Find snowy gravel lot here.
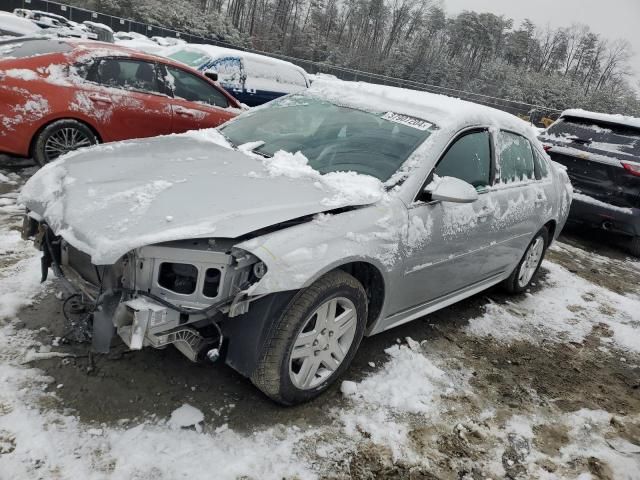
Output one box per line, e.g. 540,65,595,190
1,164,639,479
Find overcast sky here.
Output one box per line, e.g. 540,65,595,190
441,0,640,80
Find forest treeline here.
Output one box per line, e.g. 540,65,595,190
74,0,640,115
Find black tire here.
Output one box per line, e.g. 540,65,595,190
628,236,640,258
32,119,98,166
251,270,368,405
503,227,549,294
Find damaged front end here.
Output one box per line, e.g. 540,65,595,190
23,215,266,363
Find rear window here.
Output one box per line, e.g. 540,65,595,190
546,117,640,157
0,38,72,58
166,49,211,68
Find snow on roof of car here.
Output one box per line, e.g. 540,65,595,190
83,21,113,33
166,43,308,77
561,108,640,130
306,77,536,136
0,11,43,36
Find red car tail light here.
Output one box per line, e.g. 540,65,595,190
542,144,552,152
622,162,640,177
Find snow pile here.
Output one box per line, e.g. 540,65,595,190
466,260,640,354
341,342,467,415
168,404,205,432
259,150,386,207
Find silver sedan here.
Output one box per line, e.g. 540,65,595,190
21,79,573,404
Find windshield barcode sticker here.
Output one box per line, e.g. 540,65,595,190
382,112,432,130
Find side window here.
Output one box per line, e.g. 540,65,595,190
93,58,162,95
166,66,229,108
498,131,535,183
208,57,244,90
434,130,492,189
533,149,549,179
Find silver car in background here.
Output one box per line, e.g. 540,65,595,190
20,79,573,405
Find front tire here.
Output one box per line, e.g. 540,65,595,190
251,270,368,405
33,119,98,166
503,227,549,294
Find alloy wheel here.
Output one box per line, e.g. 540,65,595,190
43,127,93,161
289,297,358,390
517,236,545,288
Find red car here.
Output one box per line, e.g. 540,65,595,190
0,37,241,165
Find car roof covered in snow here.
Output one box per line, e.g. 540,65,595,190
560,109,640,130
0,11,44,36
61,39,205,70
305,77,536,137
165,43,308,77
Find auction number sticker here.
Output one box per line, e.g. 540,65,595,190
382,112,432,130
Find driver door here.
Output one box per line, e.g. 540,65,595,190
399,129,498,311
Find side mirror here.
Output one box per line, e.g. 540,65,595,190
204,71,218,82
424,176,478,203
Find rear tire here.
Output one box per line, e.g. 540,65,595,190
503,227,549,294
251,270,368,405
627,236,640,257
33,119,98,166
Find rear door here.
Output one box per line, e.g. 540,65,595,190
541,117,640,209
163,65,237,132
478,131,547,278
78,57,174,141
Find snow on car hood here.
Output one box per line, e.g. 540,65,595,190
19,131,385,264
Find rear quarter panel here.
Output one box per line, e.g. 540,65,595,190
0,54,102,156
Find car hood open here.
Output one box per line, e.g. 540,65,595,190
20,133,383,264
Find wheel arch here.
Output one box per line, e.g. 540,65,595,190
544,219,557,245
334,261,386,331
29,116,103,158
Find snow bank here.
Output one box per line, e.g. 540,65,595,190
466,260,640,354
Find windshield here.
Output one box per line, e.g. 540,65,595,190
219,96,435,182
167,49,211,68
545,117,640,157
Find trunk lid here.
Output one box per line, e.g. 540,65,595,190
540,116,640,208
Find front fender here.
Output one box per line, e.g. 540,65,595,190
236,197,408,296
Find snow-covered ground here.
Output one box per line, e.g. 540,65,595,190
1,167,639,479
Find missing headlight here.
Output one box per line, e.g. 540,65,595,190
203,268,222,298
158,262,198,295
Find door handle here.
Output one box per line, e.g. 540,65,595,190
87,94,112,104
175,106,195,117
